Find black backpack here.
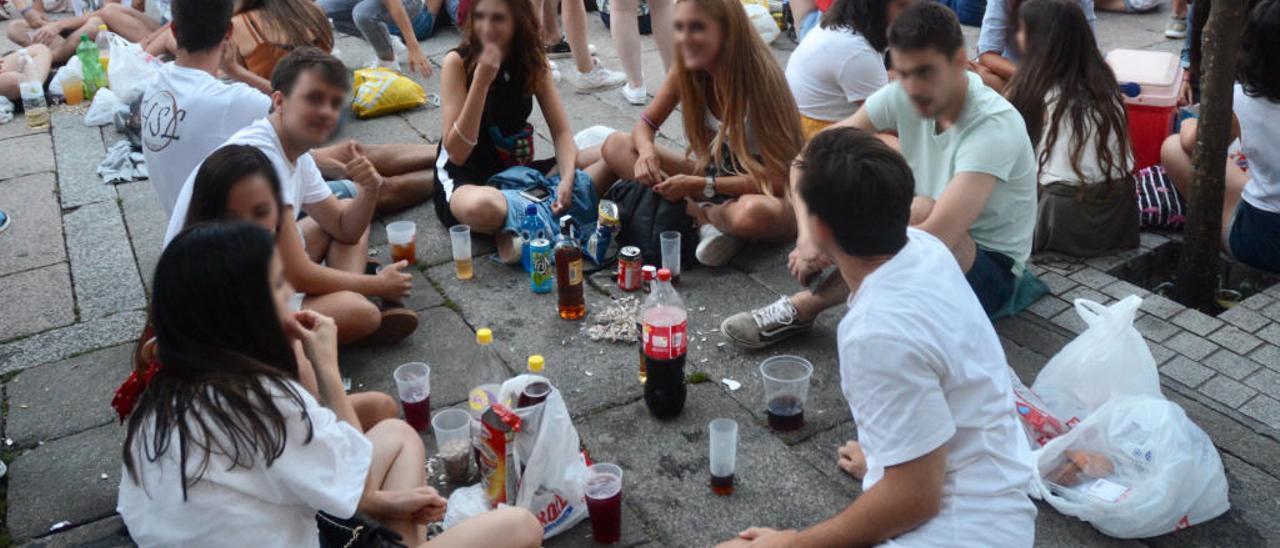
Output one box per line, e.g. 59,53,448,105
604,180,696,265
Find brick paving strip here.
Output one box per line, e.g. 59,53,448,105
1,11,1277,548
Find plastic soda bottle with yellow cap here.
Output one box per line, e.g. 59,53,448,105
467,328,506,416
518,355,551,407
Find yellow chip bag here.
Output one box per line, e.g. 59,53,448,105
351,67,427,119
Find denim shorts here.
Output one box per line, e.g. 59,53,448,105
1227,199,1280,273
495,168,600,238
388,8,436,40
797,10,820,41
965,248,1017,315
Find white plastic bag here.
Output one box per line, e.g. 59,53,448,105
1031,296,1162,426
444,375,589,539
107,34,162,104
84,88,120,126
1030,396,1229,538
743,3,779,44
1010,368,1069,449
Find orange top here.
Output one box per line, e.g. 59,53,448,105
238,14,330,81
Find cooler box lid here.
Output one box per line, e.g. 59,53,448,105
1106,49,1183,108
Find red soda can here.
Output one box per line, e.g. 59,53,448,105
641,265,657,293
617,246,642,291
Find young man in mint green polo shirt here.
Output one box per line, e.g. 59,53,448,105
721,1,1037,350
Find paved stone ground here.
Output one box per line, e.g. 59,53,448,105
1,6,1278,548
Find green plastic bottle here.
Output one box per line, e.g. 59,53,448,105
75,35,105,100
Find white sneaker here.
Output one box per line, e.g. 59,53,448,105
573,59,626,93
574,125,618,149
371,57,399,71
390,35,408,64
695,224,742,267
622,83,648,105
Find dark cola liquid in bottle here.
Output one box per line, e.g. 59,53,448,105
554,215,586,321
642,268,687,419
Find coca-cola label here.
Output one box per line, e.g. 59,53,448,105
643,321,687,359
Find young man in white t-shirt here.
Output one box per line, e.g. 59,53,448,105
719,127,1035,548
164,48,418,346
143,0,436,219
722,2,1037,349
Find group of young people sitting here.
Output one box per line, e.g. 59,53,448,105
78,0,1276,543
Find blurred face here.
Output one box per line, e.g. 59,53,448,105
273,70,345,149
888,47,967,118
268,252,296,332
225,174,280,235
675,2,723,71
886,0,915,26
471,0,515,48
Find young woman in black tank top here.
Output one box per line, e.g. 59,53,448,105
435,0,616,262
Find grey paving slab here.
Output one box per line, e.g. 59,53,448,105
1139,293,1184,319
1134,314,1179,343
7,344,133,447
0,114,50,142
115,180,166,295
1049,306,1088,335
50,110,113,208
1240,396,1280,431
1101,280,1150,301
1160,356,1214,388
995,315,1071,358
1165,331,1219,362
1026,295,1071,320
375,203,495,267
0,263,75,342
19,515,131,548
339,305,491,409
1247,344,1280,370
1218,305,1271,334
1240,292,1276,311
6,424,124,541
1208,325,1263,355
0,310,147,373
1036,271,1077,295
1067,267,1114,290
1200,376,1258,408
64,200,147,320
1060,285,1111,306
0,172,66,277
1149,342,1176,366
1243,369,1280,398
1171,308,1226,337
1165,390,1280,479
332,111,430,146
1203,349,1262,381
575,383,851,547
0,133,55,182
1256,323,1280,347
729,243,791,275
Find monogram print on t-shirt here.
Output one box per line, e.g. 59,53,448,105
142,91,187,153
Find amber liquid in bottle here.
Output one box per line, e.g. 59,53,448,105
555,225,586,321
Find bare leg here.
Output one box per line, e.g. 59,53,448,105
326,226,373,274
449,185,510,235
350,392,401,430
303,291,382,343
788,271,849,322
703,194,797,242
94,3,162,43
647,0,675,70
1094,0,1130,12
380,171,436,213
5,20,34,46
364,419,429,544
540,0,561,45
789,0,815,31
50,16,106,65
577,144,604,168
600,131,699,181
609,0,644,88
421,507,542,548
0,45,51,101
562,0,594,73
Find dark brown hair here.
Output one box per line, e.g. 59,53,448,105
270,46,350,96
1005,0,1131,182
237,0,334,53
459,0,548,94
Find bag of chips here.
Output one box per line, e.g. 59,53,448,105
351,68,426,119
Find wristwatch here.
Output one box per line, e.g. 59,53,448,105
703,174,716,199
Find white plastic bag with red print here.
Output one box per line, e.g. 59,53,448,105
1029,396,1229,538
443,375,588,539
1009,368,1069,449
1031,296,1163,426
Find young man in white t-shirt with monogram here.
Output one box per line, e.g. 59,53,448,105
719,127,1034,548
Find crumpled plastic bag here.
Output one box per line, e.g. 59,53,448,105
0,97,13,124
351,67,426,119
97,139,148,183
107,34,163,104
743,2,779,43
49,56,83,98
84,88,121,126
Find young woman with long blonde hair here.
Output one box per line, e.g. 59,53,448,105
599,0,804,266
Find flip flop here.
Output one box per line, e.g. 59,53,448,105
355,307,419,347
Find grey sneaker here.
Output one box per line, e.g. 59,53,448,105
1164,16,1187,39
720,297,814,349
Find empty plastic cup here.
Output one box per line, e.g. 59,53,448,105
432,408,474,483
584,463,624,544
709,418,737,496
386,221,417,265
760,356,813,432
450,224,473,280
660,231,681,278
393,362,431,432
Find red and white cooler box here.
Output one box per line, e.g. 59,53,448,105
1105,49,1184,171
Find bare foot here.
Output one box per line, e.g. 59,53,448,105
837,440,867,480
495,232,521,265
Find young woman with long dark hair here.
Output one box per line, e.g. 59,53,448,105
972,0,1094,92
1161,0,1280,272
785,0,913,139
599,0,805,267
1004,0,1136,257
435,0,616,263
117,221,542,547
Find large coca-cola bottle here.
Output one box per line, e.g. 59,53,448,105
641,268,687,419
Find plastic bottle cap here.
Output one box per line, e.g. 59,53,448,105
476,328,493,345
528,355,545,373
525,203,538,215
657,268,672,281
98,24,107,30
